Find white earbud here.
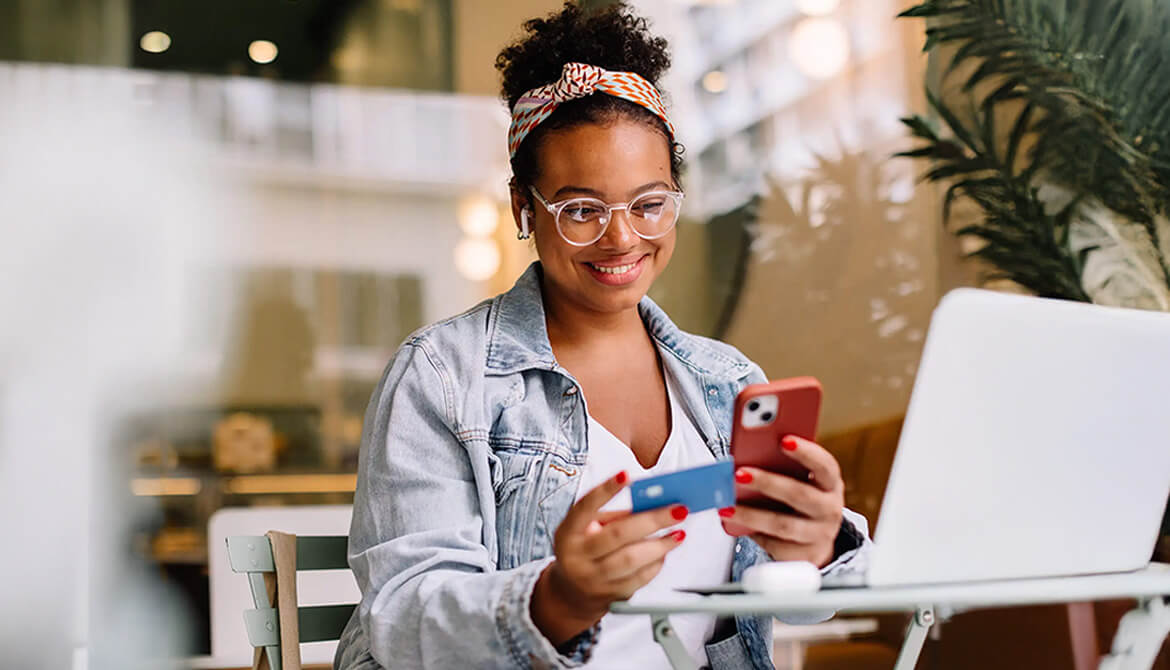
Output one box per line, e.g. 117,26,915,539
518,209,532,240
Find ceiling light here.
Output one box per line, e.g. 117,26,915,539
702,70,728,93
459,196,500,238
248,40,279,65
139,31,171,54
796,0,841,16
454,238,501,282
789,17,851,80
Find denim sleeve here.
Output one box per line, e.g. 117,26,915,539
347,341,589,669
821,508,872,578
772,508,873,625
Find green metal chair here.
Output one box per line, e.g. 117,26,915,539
226,533,356,670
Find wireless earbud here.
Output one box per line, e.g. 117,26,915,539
518,208,532,240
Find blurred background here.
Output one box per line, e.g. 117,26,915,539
2,0,1155,669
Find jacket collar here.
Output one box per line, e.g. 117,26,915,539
486,262,749,380
485,263,559,374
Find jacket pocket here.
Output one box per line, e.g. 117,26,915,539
487,446,543,570
488,447,536,505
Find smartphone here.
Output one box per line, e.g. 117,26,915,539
725,376,823,537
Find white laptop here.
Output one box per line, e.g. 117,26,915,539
824,288,1170,588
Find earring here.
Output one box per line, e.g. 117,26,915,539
517,209,532,240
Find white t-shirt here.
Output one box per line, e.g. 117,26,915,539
573,366,736,669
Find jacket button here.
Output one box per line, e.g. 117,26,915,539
735,544,741,554
708,387,718,396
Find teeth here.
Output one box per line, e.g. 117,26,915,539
590,262,637,275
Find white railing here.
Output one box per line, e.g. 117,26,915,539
0,62,511,192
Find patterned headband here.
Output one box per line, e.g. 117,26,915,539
507,62,675,160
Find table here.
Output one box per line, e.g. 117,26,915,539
611,564,1170,670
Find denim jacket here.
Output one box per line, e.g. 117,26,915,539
335,263,871,670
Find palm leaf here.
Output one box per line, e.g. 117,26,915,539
898,0,1170,304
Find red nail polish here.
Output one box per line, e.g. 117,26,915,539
782,436,798,451
615,471,628,485
718,507,735,518
671,530,686,542
735,469,753,484
670,505,689,521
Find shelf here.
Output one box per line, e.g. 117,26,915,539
224,473,356,494
132,477,203,496
131,472,357,497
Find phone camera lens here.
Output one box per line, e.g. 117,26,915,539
748,400,760,411
760,411,774,422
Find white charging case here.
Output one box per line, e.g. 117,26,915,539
741,561,822,595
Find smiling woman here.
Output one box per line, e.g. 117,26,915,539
524,120,680,314
332,3,871,670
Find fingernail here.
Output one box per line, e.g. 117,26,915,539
735,469,753,484
670,530,686,542
718,507,735,518
670,505,689,521
781,436,798,451
615,471,628,485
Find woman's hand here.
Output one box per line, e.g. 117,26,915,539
719,435,845,568
531,471,688,646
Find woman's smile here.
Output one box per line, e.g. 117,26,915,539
583,254,647,285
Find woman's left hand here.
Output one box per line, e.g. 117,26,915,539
719,435,845,568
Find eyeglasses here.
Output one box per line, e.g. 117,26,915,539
529,186,684,247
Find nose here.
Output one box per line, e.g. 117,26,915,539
596,207,638,250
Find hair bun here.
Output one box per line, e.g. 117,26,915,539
496,2,671,111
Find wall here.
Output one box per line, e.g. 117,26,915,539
221,179,478,325
452,0,564,96
0,0,130,66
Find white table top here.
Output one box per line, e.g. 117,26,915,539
611,564,1170,616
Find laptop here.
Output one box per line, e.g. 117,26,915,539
699,288,1170,593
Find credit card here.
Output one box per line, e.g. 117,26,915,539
629,460,735,514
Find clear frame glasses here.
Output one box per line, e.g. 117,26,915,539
529,186,685,247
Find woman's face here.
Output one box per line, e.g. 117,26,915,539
513,119,677,316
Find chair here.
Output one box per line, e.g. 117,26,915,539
209,506,357,668
226,531,357,670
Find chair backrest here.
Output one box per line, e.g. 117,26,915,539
209,506,357,667
226,533,356,670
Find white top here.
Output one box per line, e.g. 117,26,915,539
574,367,736,669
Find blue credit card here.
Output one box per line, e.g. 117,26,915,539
629,460,735,514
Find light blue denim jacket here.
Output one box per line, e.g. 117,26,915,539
335,263,871,670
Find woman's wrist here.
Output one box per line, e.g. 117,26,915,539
530,561,604,647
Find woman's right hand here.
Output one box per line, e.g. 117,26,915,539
531,470,689,646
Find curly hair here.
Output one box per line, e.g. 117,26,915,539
495,1,684,194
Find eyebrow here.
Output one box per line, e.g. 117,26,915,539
552,181,672,199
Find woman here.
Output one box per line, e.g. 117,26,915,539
335,4,870,669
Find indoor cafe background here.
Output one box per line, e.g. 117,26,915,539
2,1,1119,669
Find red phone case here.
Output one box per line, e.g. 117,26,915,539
725,377,823,537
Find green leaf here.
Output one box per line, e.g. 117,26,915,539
927,88,982,154
900,113,939,141
898,0,1170,303
894,147,941,159
942,177,1008,222
1005,101,1037,176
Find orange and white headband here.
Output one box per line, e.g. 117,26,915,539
507,62,675,160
